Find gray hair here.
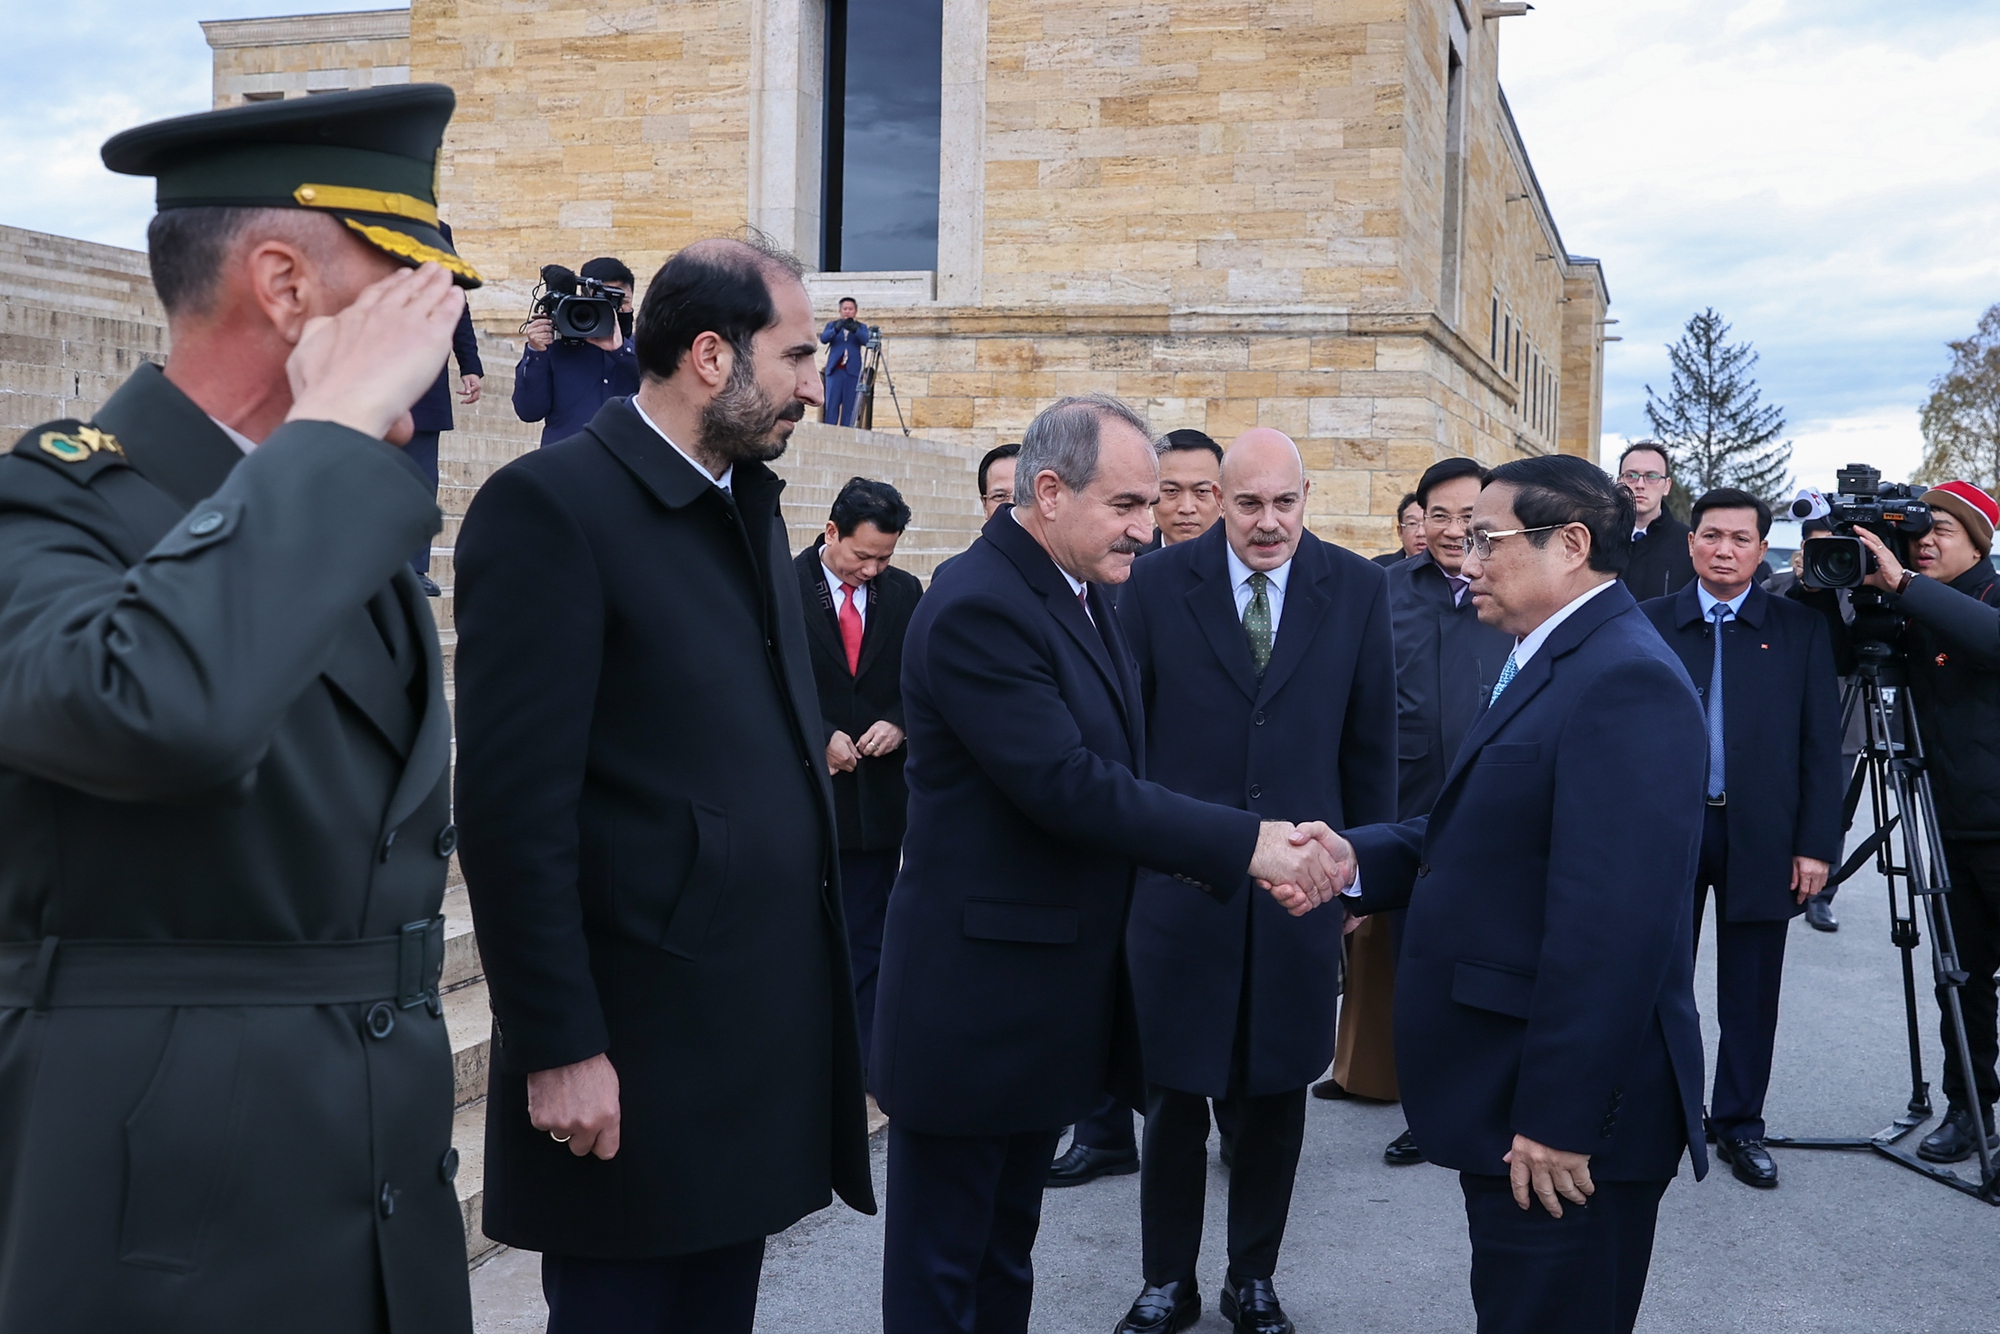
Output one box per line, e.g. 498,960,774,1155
1015,393,1156,501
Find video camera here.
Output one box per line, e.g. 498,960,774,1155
1790,464,1933,591
532,264,623,343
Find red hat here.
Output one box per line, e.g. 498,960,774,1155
1923,481,1998,556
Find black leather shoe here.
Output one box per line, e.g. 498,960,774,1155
1805,897,1837,932
1114,1279,1199,1334
1046,1142,1138,1188
1311,1076,1353,1100
417,573,443,597
1384,1127,1425,1166
1219,1276,1295,1334
1917,1106,2000,1164
1714,1135,1779,1188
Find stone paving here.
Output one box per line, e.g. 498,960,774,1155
472,865,1996,1332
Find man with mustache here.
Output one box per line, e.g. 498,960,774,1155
454,237,875,1332
1111,429,1396,1334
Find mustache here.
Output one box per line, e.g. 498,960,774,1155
1109,535,1149,555
1248,528,1286,545
776,400,805,423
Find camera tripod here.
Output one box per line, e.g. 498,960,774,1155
858,336,910,436
1764,643,2000,1203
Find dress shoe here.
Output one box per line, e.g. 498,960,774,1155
1383,1127,1425,1166
1219,1276,1295,1334
1714,1135,1779,1188
1311,1076,1353,1100
1917,1106,2000,1164
417,573,443,597
1046,1142,1137,1188
1113,1279,1199,1334
1805,897,1838,932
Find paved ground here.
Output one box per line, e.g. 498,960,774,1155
472,866,1997,1332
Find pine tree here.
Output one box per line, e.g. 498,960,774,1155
1915,304,2000,493
1643,309,1791,506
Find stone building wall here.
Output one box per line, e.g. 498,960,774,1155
0,226,167,443
203,9,412,105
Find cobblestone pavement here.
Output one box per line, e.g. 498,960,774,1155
473,867,1996,1332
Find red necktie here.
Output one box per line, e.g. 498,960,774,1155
839,583,864,675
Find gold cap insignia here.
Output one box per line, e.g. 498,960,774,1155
39,426,124,464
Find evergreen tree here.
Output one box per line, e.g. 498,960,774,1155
1643,309,1791,506
1915,303,2000,493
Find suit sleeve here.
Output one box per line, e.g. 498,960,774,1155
1898,574,2000,667
1344,816,1429,915
452,304,485,380
1795,612,1845,863
1512,657,1704,1154
925,590,1260,889
1340,573,1400,827
883,578,919,733
452,463,610,1073
0,424,437,800
512,347,553,424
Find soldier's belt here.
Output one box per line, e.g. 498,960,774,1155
0,917,444,1013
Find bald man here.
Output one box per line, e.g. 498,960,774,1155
1112,430,1398,1334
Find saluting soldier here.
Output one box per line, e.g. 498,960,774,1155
0,88,480,1332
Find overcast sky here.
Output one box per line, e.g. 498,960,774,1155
4,0,1995,492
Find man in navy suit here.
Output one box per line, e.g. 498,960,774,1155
1323,454,1708,1334
1112,429,1397,1334
1641,488,1841,1189
820,297,870,427
872,394,1350,1334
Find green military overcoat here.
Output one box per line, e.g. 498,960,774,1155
0,362,471,1332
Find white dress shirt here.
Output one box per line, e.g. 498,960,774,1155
634,397,734,492
1508,577,1619,672
1225,542,1293,633
208,416,259,456
822,560,868,622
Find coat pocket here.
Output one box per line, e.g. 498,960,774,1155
1450,959,1536,1019
120,1008,246,1272
963,898,1079,945
1475,742,1541,766
659,802,732,960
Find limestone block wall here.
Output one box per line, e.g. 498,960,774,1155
0,227,167,443
203,9,412,105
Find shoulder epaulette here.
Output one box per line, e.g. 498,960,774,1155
10,420,130,485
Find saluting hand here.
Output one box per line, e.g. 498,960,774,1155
286,261,465,444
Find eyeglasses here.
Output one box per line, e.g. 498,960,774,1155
1468,523,1566,559
1398,515,1424,530
1619,470,1667,485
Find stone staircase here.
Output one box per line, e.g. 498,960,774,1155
433,354,985,1266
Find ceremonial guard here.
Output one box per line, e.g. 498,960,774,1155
0,89,480,1331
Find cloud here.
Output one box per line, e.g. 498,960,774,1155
1503,0,2000,487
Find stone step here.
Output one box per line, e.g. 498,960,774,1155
442,885,481,992
446,976,492,1111
452,1099,499,1265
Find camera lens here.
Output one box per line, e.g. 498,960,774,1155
1802,535,1865,589
566,302,602,334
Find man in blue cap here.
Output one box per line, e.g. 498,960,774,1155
0,86,479,1333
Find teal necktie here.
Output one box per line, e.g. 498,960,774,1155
1489,651,1520,704
1244,572,1273,676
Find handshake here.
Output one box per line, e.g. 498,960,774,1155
1249,822,1358,917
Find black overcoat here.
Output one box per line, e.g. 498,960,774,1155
1386,551,1515,820
0,364,468,1332
1641,582,1845,920
871,511,1262,1136
1117,525,1398,1096
1620,512,1696,602
453,397,875,1259
794,542,923,852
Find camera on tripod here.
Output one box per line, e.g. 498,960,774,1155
1790,464,1933,590
532,264,621,342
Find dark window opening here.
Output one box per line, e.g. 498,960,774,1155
822,0,943,273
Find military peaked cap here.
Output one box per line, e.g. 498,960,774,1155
101,84,480,288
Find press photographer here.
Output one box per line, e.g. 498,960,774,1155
511,256,640,445
820,297,871,427
1791,471,2000,1166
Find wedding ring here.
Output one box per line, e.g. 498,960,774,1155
551,1132,571,1143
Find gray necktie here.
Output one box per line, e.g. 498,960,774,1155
1244,573,1273,676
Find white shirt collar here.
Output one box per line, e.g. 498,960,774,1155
1013,507,1087,598
208,415,259,456
633,397,734,492
821,556,867,608
1510,578,1618,670
1696,582,1751,619
1224,541,1294,596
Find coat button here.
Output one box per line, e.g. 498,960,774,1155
1248,784,1262,799
364,1002,396,1040
188,510,225,536
378,1182,399,1218
1417,862,1431,877
435,823,459,858
378,830,397,863
440,1148,460,1184
1253,712,1266,726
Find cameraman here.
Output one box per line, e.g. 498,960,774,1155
512,256,640,445
1795,480,2000,1164
821,297,871,427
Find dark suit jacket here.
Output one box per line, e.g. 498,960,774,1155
1388,551,1515,820
1372,549,1408,567
411,222,485,434
1348,582,1710,1182
1118,526,1397,1096
795,541,923,852
871,509,1263,1136
1620,512,1696,601
1641,582,1843,920
0,363,466,1331
454,398,874,1258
